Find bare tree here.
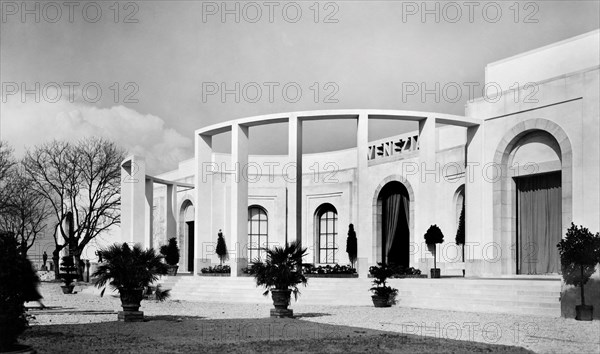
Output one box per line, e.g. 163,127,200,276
0,142,16,215
22,138,126,279
0,166,52,255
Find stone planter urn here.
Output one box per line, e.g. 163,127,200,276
270,289,293,318
60,285,75,294
118,288,144,322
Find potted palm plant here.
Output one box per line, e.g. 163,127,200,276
252,241,308,318
369,263,398,307
0,232,42,353
93,243,168,322
557,223,600,321
160,237,180,276
425,224,444,278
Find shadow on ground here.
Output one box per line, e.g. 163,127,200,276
22,316,533,353
294,312,331,318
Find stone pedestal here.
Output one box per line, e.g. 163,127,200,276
357,257,369,278
270,308,293,318
118,311,144,322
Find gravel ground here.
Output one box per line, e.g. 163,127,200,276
21,283,600,353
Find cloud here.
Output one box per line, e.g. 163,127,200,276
1,100,192,175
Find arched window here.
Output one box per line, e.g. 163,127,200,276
316,204,338,264
248,206,268,262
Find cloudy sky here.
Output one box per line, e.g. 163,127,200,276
1,1,599,174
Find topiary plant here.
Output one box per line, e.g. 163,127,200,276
346,224,358,270
557,223,600,320
216,229,229,266
58,255,78,294
369,263,398,307
425,224,444,277
0,232,42,352
160,237,180,266
455,202,465,261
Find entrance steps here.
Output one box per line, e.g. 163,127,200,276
157,276,561,317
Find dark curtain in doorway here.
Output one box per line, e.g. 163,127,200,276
187,221,194,272
383,192,410,267
517,172,561,274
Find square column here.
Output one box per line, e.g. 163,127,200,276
165,183,177,241
144,178,154,248
287,115,302,245
120,155,147,246
356,114,371,277
416,117,437,269
465,125,490,276
230,123,249,276
195,133,213,274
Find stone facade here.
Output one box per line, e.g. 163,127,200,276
120,30,600,318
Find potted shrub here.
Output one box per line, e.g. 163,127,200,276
93,242,168,322
160,237,180,276
369,263,398,307
58,255,78,294
0,232,42,353
252,241,308,318
557,223,600,321
425,224,444,278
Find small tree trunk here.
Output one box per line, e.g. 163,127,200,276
434,245,437,269
580,265,586,306
461,244,465,262
52,256,60,277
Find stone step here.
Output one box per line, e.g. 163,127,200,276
158,276,561,317
163,280,560,291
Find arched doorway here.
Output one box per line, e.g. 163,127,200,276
510,131,562,274
180,200,195,272
377,181,410,267
493,120,572,275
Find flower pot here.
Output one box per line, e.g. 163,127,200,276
576,305,593,321
166,265,178,276
430,268,441,278
371,295,392,308
270,289,293,318
60,285,74,294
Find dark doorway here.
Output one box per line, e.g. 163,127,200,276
515,171,561,274
186,221,194,272
379,181,410,267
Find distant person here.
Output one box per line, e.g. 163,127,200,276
42,251,48,270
